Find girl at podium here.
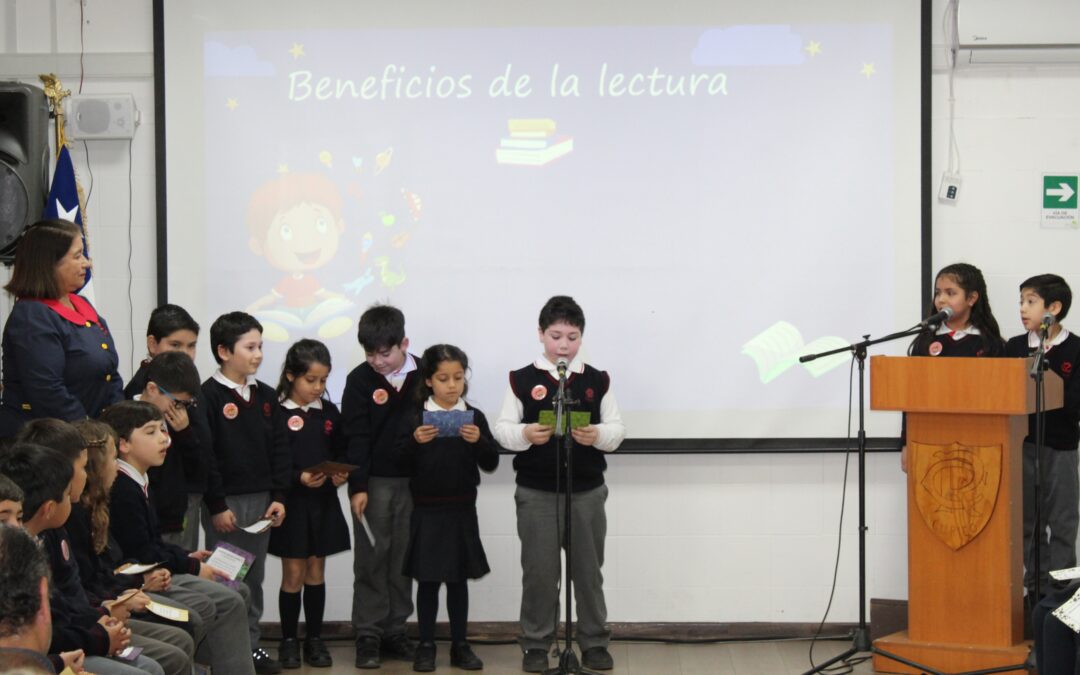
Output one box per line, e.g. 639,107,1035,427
901,263,1006,471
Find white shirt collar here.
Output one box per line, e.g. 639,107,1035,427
424,395,467,412
1028,327,1070,350
281,397,323,412
212,369,257,400
117,458,149,491
534,354,585,374
387,353,417,381
935,324,981,341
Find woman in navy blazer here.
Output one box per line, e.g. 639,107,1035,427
0,219,123,437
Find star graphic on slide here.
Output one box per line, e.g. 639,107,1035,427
56,199,78,222
289,43,305,59
226,98,239,110
806,41,821,56
860,63,876,78
277,163,289,174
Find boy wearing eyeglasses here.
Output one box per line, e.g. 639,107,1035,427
128,351,210,549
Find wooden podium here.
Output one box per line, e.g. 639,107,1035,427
869,356,1062,674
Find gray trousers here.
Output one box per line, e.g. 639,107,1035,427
351,476,414,640
202,491,272,647
130,618,194,675
163,573,255,675
162,493,203,551
1023,442,1080,594
515,484,610,652
84,653,165,675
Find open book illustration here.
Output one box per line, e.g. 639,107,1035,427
741,321,850,384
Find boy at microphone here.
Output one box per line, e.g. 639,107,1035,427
1005,274,1080,600
493,295,625,673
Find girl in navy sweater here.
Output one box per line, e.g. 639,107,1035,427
268,339,350,669
902,262,1006,471
398,344,499,672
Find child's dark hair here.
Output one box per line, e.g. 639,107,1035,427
0,473,24,505
1021,274,1073,322
209,311,262,365
14,418,86,462
147,303,200,339
0,524,52,640
539,295,585,332
0,443,73,520
357,304,405,352
146,351,202,397
277,338,333,401
99,400,165,442
416,344,470,404
910,263,1003,355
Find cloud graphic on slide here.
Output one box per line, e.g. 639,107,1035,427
691,26,805,66
205,41,276,77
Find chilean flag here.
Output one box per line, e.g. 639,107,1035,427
42,145,93,298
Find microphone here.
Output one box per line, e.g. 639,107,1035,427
920,306,954,328
1040,312,1055,332
554,359,569,438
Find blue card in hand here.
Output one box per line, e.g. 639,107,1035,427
423,409,475,437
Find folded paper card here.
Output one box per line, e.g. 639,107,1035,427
304,460,360,475
537,410,591,433
423,409,475,437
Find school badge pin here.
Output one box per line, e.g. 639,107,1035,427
288,415,304,431
222,402,239,420
911,440,1001,550
372,388,389,405
531,384,547,401
324,420,334,435
928,341,943,356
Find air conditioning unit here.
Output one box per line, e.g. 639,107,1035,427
956,0,1080,65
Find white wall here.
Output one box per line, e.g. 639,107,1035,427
4,0,1077,625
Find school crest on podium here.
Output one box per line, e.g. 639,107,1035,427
911,441,1002,551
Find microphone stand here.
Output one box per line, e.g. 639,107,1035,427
799,322,1022,675
545,371,596,675
1029,322,1050,605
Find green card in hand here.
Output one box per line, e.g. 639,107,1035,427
537,410,591,434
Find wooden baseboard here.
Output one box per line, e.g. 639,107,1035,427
259,621,859,642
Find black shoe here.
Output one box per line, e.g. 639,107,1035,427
278,638,301,670
581,647,614,670
303,636,333,668
412,641,436,672
522,649,548,673
253,648,283,674
382,633,417,660
450,642,483,670
355,636,381,669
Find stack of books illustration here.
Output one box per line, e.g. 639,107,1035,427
496,118,574,166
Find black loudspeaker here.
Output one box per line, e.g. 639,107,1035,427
0,82,50,256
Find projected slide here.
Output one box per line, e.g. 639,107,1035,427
168,9,918,440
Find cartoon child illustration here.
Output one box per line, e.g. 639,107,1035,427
246,173,357,341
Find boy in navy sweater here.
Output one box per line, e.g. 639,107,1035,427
493,296,626,673
103,400,257,675
200,312,289,673
128,351,209,550
341,304,420,668
1005,274,1080,599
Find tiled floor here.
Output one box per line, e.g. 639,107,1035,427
257,638,877,674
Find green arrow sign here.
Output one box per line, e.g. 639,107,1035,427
1044,175,1078,209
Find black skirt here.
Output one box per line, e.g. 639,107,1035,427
269,489,351,559
403,502,490,582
